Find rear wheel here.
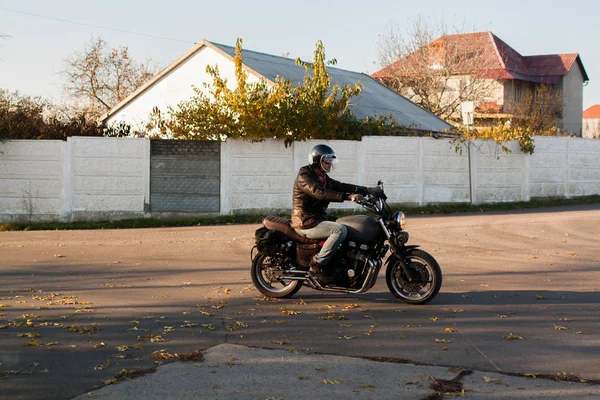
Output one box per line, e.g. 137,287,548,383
386,249,442,304
251,254,303,298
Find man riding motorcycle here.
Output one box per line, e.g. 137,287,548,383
291,144,377,281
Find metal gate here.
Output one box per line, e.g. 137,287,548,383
149,140,220,213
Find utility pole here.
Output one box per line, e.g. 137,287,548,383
461,102,474,204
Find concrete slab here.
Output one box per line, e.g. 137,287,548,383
72,344,600,400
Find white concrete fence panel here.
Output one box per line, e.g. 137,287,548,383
1,136,599,222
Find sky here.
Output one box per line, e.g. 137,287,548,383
1,0,599,110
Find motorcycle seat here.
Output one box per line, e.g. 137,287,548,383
263,216,321,244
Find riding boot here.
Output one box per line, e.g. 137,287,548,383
308,257,327,282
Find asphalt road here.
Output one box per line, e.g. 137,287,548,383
1,204,599,400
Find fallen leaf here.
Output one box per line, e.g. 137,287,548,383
504,333,524,340
318,314,348,321
323,379,346,384
92,342,106,349
137,334,166,342
483,376,503,384
94,359,111,370
280,307,303,315
553,325,568,331
104,368,156,385
18,332,41,338
67,325,98,334
199,311,216,317
444,328,456,333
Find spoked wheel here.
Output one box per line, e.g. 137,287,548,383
386,249,442,304
251,254,303,298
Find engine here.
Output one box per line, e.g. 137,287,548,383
338,240,373,287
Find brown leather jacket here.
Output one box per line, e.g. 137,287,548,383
291,165,366,229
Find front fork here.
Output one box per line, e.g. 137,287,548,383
387,244,421,282
378,218,420,282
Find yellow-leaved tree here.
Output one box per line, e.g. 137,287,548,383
146,39,397,145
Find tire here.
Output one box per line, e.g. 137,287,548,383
250,253,303,298
386,249,442,305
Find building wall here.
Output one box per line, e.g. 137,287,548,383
560,66,585,136
104,46,264,133
583,118,600,138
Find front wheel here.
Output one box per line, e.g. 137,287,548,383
251,254,303,298
386,249,442,304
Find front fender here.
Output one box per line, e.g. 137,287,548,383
391,244,420,259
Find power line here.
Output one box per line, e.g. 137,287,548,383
0,6,195,44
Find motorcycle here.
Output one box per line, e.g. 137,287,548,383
250,181,442,304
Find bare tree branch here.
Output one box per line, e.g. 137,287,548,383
375,19,498,123
61,37,159,119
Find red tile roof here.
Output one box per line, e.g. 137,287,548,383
583,105,600,119
372,32,589,84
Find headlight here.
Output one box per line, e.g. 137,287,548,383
394,211,406,230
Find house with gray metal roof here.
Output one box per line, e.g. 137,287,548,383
102,40,452,134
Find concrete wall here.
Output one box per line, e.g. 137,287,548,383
1,136,599,222
68,137,150,221
0,140,64,222
220,136,600,214
0,137,149,222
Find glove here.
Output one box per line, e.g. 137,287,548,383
348,193,364,203
367,186,383,196
356,186,369,196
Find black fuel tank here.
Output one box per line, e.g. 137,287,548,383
337,215,381,243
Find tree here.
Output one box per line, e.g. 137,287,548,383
464,85,564,154
0,89,121,140
375,17,498,122
62,38,158,119
506,84,563,135
147,38,397,145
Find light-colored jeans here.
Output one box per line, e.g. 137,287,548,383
295,221,347,266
